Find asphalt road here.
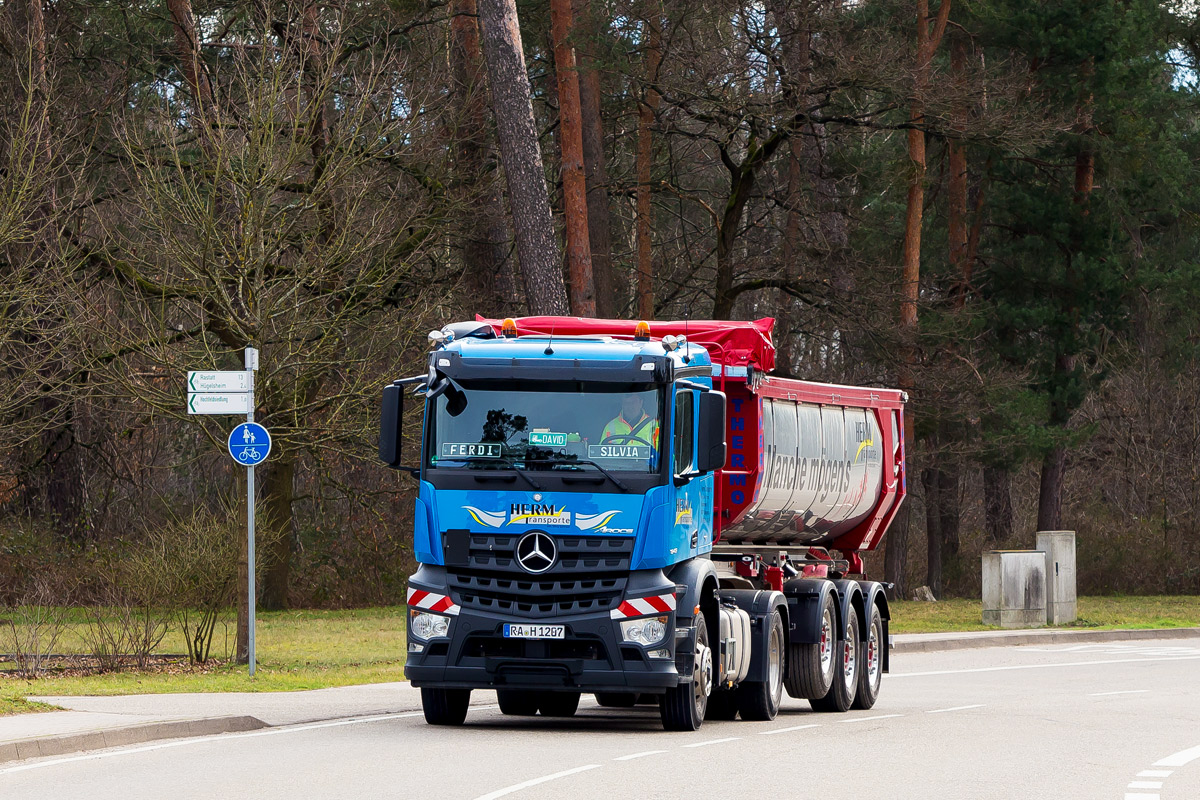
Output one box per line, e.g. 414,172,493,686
5,637,1199,800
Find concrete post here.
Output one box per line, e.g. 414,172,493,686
1036,531,1077,625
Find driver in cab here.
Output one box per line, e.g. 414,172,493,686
602,394,659,451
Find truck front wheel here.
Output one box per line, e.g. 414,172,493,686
421,688,471,725
660,611,712,731
497,689,540,716
538,692,581,717
785,592,837,700
811,604,859,712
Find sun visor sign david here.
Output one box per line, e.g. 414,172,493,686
442,442,502,458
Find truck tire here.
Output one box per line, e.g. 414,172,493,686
497,689,540,716
785,591,837,700
421,688,471,725
660,611,712,731
737,608,785,721
853,604,883,710
538,692,581,717
595,692,638,708
810,604,859,713
705,689,739,721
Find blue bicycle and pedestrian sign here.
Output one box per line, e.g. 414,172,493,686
228,422,272,466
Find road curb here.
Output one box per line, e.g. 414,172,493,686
0,715,267,767
892,626,1200,653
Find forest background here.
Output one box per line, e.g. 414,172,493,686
2,0,1200,626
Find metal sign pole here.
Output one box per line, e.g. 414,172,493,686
246,347,258,677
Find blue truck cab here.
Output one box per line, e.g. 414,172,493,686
379,319,729,727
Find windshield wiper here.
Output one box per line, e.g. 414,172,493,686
527,457,630,492
436,457,543,491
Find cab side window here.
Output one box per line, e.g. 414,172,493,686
674,389,695,474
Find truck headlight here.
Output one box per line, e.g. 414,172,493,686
620,615,668,646
410,609,452,640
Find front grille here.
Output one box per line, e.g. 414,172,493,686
447,534,634,618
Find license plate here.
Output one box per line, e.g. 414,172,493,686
503,623,565,639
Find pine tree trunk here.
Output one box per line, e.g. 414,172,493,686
573,0,617,317
921,463,942,598
450,0,512,315
1037,446,1066,532
884,502,911,600
550,0,595,315
948,35,969,309
476,0,569,314
983,465,1013,544
634,16,662,319
939,461,960,558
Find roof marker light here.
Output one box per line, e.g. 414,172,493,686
661,334,679,351
634,321,651,341
427,329,447,347
501,318,518,338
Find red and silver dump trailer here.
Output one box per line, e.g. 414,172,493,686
395,316,906,728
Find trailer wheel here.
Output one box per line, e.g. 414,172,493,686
660,611,711,731
785,592,837,700
421,688,471,725
853,605,883,710
705,689,739,720
811,604,859,712
737,608,785,721
595,692,638,708
538,692,581,717
497,689,540,716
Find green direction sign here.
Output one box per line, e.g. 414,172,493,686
188,371,251,393
188,392,253,415
528,431,567,447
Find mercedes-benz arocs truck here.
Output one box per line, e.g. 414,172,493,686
379,316,906,730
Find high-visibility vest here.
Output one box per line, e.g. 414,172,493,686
601,412,659,446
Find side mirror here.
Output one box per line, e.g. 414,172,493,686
696,390,727,473
379,382,405,467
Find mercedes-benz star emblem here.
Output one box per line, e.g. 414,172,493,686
516,531,556,574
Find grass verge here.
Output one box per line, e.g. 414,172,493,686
890,595,1200,634
1,607,408,711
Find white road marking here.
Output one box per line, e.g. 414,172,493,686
926,704,985,714
1128,782,1163,789
891,655,1200,678
1154,743,1200,767
836,714,902,724
759,724,821,735
470,764,601,800
0,711,429,775
613,750,666,761
1137,770,1173,778
1090,690,1149,697
682,737,741,748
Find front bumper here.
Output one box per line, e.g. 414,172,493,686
406,568,689,694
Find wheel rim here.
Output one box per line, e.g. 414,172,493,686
768,618,783,703
843,628,858,692
694,641,713,710
819,608,834,674
866,618,881,688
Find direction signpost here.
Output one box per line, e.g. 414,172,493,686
185,348,263,676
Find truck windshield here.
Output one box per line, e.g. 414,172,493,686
429,382,663,474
